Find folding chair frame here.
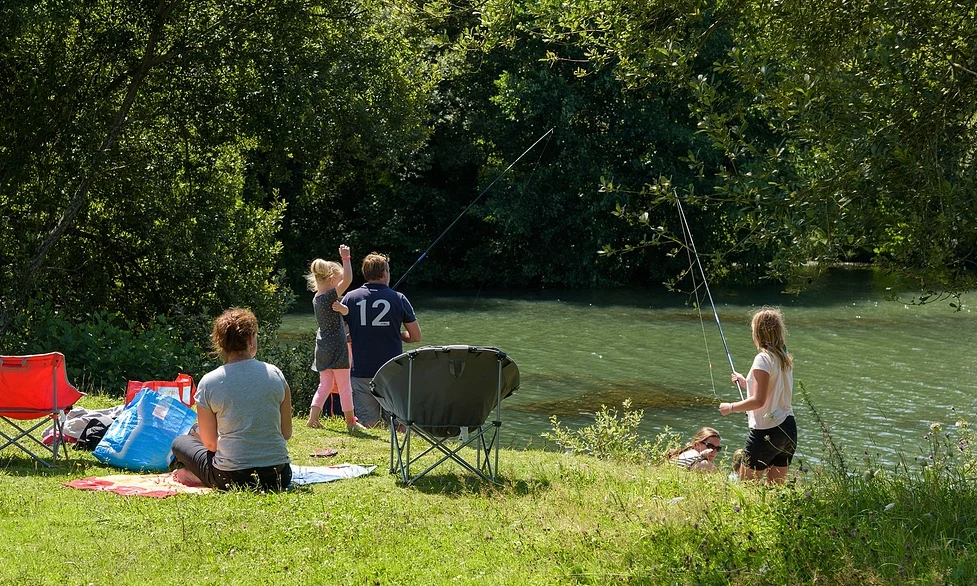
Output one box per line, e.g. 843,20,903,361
386,351,506,485
0,412,69,467
0,353,79,467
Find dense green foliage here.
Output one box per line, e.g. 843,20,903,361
3,0,975,381
0,0,430,367
517,0,977,291
12,305,214,394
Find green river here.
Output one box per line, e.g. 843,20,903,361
282,267,977,466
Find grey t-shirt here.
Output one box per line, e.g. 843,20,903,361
195,359,290,471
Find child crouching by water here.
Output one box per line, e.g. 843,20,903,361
665,427,722,472
729,448,746,481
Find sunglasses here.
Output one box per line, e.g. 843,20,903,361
701,441,722,452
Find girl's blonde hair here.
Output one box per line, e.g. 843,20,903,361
305,258,343,292
665,427,721,459
751,306,793,371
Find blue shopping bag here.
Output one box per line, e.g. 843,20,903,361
93,389,197,471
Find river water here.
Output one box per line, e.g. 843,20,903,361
282,268,977,467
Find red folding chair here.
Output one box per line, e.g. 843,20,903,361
0,352,85,467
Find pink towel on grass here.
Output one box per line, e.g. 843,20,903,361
64,471,211,498
63,464,376,498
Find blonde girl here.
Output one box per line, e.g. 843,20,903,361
665,426,723,472
719,306,796,485
305,244,365,431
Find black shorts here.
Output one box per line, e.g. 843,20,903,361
744,415,797,470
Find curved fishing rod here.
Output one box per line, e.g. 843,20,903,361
675,196,745,401
393,127,555,290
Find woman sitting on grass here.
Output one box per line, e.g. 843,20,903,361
171,307,293,491
665,427,723,472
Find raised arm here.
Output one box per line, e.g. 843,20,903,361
336,244,353,296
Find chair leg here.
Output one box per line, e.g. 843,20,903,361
0,414,65,467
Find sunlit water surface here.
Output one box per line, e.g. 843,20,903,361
282,268,977,467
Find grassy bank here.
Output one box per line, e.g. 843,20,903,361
2,395,975,585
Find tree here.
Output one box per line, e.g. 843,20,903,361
511,0,977,293
348,0,723,288
0,0,431,350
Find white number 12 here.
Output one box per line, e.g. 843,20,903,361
356,299,391,327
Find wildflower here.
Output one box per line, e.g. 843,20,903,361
930,422,942,432
733,505,741,513
956,420,968,428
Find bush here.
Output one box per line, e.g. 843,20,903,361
257,332,318,416
13,306,211,396
541,399,679,464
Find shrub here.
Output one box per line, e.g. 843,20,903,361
257,332,318,416
542,399,678,464
13,305,211,396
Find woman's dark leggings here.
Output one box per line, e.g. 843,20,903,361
171,435,291,491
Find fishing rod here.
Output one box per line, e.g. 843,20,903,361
392,127,555,290
675,196,745,401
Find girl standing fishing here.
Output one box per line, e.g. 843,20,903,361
306,244,366,431
719,306,797,485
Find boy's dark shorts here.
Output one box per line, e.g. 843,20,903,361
744,415,797,470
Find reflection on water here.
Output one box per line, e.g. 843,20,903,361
283,268,977,465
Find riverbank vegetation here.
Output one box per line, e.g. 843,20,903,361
3,394,975,585
3,1,976,374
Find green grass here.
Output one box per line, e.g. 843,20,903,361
2,394,976,585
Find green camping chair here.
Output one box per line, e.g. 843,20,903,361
371,345,519,485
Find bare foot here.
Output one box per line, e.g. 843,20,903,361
347,420,368,432
307,419,322,429
172,468,203,486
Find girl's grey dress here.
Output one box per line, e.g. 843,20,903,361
311,289,350,371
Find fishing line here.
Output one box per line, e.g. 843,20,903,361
393,127,556,290
471,130,553,310
682,230,720,400
675,196,745,401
